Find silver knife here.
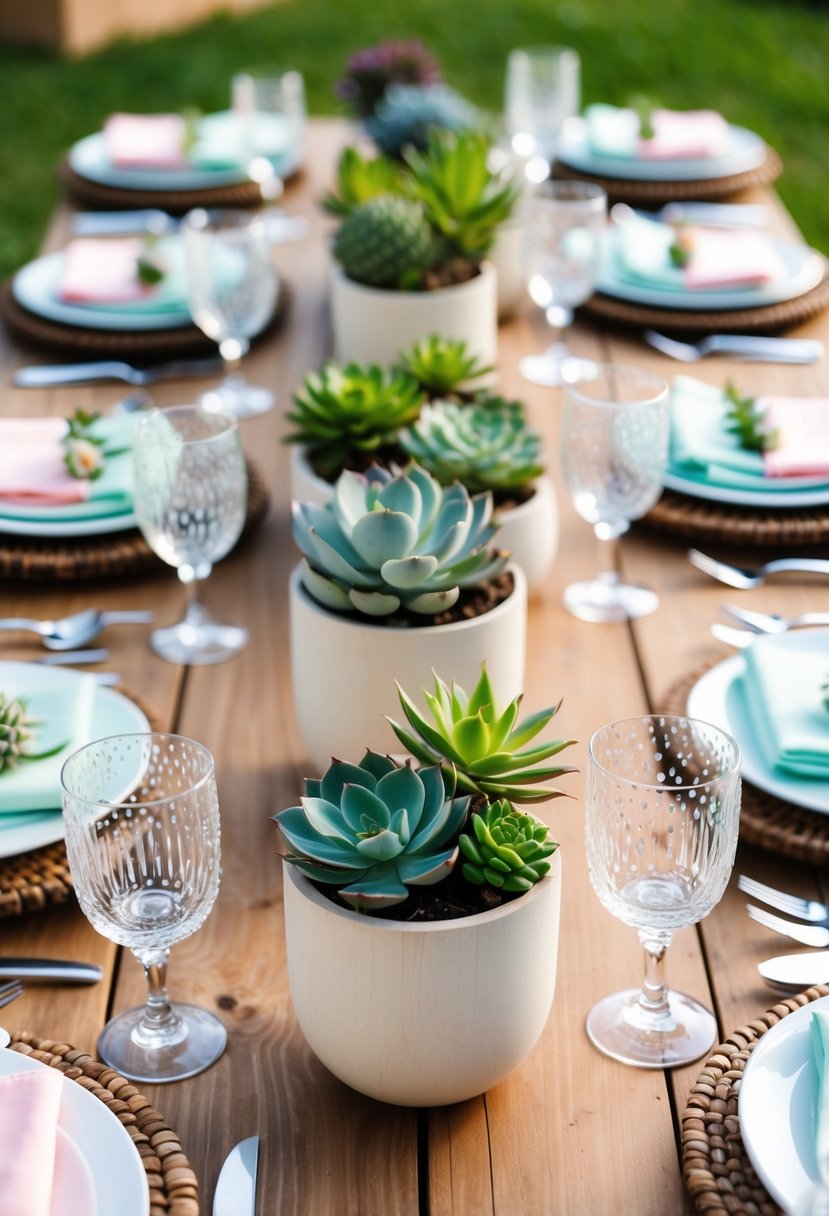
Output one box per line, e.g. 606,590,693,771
73,208,309,244
36,648,109,665
0,958,102,983
14,357,223,389
213,1136,259,1216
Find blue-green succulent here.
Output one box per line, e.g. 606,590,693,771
459,798,557,892
365,83,482,158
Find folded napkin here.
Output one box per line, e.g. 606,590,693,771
763,397,829,478
103,109,292,173
0,416,136,519
586,103,730,160
615,216,787,292
0,1065,62,1216
57,236,188,314
812,1010,829,1178
104,112,187,169
739,634,829,778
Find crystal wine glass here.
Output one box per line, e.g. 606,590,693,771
61,733,225,1083
520,181,607,387
182,208,278,419
585,715,741,1068
132,405,249,665
505,46,581,176
232,67,306,171
560,364,668,622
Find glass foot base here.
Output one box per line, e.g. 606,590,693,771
519,347,596,388
586,987,716,1069
150,618,249,665
563,578,658,623
200,375,274,420
97,1003,227,1083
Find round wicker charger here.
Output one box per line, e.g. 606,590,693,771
0,460,269,583
60,157,273,213
661,661,829,864
682,985,829,1216
7,1032,199,1215
552,145,782,206
642,489,829,548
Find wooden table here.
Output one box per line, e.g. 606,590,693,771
1,120,827,1215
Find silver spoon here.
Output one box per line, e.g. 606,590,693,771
0,608,153,650
758,950,829,993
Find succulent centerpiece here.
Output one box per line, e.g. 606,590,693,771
396,334,493,400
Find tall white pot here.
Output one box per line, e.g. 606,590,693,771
330,262,498,368
282,849,562,1106
490,217,525,321
289,562,527,773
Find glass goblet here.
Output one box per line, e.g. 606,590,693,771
61,733,225,1083
505,45,581,175
585,715,741,1068
520,181,607,387
560,364,668,623
232,66,306,174
132,405,249,665
182,208,278,419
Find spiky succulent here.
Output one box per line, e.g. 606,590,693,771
365,83,482,158
400,398,545,495
459,799,556,892
0,694,63,776
322,147,405,218
397,334,492,398
333,195,439,289
292,463,507,618
387,667,576,804
285,362,425,481
275,751,469,911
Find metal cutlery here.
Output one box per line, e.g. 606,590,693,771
0,980,23,1011
644,329,824,364
13,357,223,389
0,608,154,650
758,950,829,993
722,605,829,634
611,201,769,229
34,648,109,664
72,207,309,245
213,1135,259,1216
710,622,760,648
0,959,102,983
688,548,829,589
738,875,829,924
746,904,829,948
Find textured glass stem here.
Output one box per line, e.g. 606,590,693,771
594,531,620,588
639,942,671,1018
132,948,186,1048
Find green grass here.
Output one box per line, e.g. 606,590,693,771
0,0,826,278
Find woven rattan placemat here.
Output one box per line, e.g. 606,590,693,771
7,1032,199,1215
552,145,782,205
661,661,829,864
642,488,829,548
0,459,270,583
60,157,272,213
682,985,829,1216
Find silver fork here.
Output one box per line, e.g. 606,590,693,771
644,330,824,364
0,979,23,1009
721,604,829,634
688,548,829,589
738,875,829,924
746,904,829,947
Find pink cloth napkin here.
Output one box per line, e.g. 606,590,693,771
103,112,186,169
763,397,829,477
58,237,154,305
682,228,787,290
0,1066,63,1216
639,109,730,160
0,417,89,505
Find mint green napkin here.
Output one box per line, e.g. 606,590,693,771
191,110,294,170
739,635,829,779
811,1010,829,1172
0,672,96,813
73,236,188,316
585,104,640,159
614,216,688,292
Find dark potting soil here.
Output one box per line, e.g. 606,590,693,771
317,861,522,922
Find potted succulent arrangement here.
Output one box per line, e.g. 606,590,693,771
325,134,519,364
275,666,575,1106
289,462,526,771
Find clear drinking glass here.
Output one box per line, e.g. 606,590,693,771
182,208,278,419
585,715,741,1069
132,405,249,665
560,364,668,622
61,733,225,1083
505,46,580,172
232,67,306,170
520,181,607,387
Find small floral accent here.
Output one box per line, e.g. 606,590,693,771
62,408,128,481
336,40,441,118
724,381,780,453
136,235,167,286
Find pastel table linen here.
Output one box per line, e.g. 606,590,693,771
615,216,787,292
585,104,731,160
739,634,829,779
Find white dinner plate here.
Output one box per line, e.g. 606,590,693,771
686,631,829,815
0,1049,149,1216
0,508,139,539
662,469,829,508
0,664,151,859
739,994,829,1213
597,230,826,310
558,119,768,181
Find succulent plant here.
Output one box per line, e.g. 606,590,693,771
365,83,482,158
400,398,545,495
458,798,556,892
0,694,63,776
332,195,439,289
285,362,425,481
397,334,493,397
386,666,576,803
336,39,442,119
292,463,507,618
275,750,470,910
322,147,405,218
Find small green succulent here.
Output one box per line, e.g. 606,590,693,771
332,195,440,289
322,146,405,218
459,799,556,892
365,83,482,158
292,463,507,618
285,362,425,481
275,751,470,911
387,666,576,804
400,398,545,495
397,335,493,398
0,693,65,776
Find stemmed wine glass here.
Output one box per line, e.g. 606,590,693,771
560,364,668,622
520,182,607,387
585,715,741,1068
61,733,225,1083
182,208,278,419
505,46,581,177
132,405,249,665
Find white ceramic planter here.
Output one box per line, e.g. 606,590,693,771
282,848,561,1106
495,475,559,592
330,262,498,368
289,444,332,507
289,561,527,773
490,218,525,322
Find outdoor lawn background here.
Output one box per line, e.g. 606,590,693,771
0,0,826,280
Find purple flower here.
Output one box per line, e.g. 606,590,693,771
335,39,442,118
